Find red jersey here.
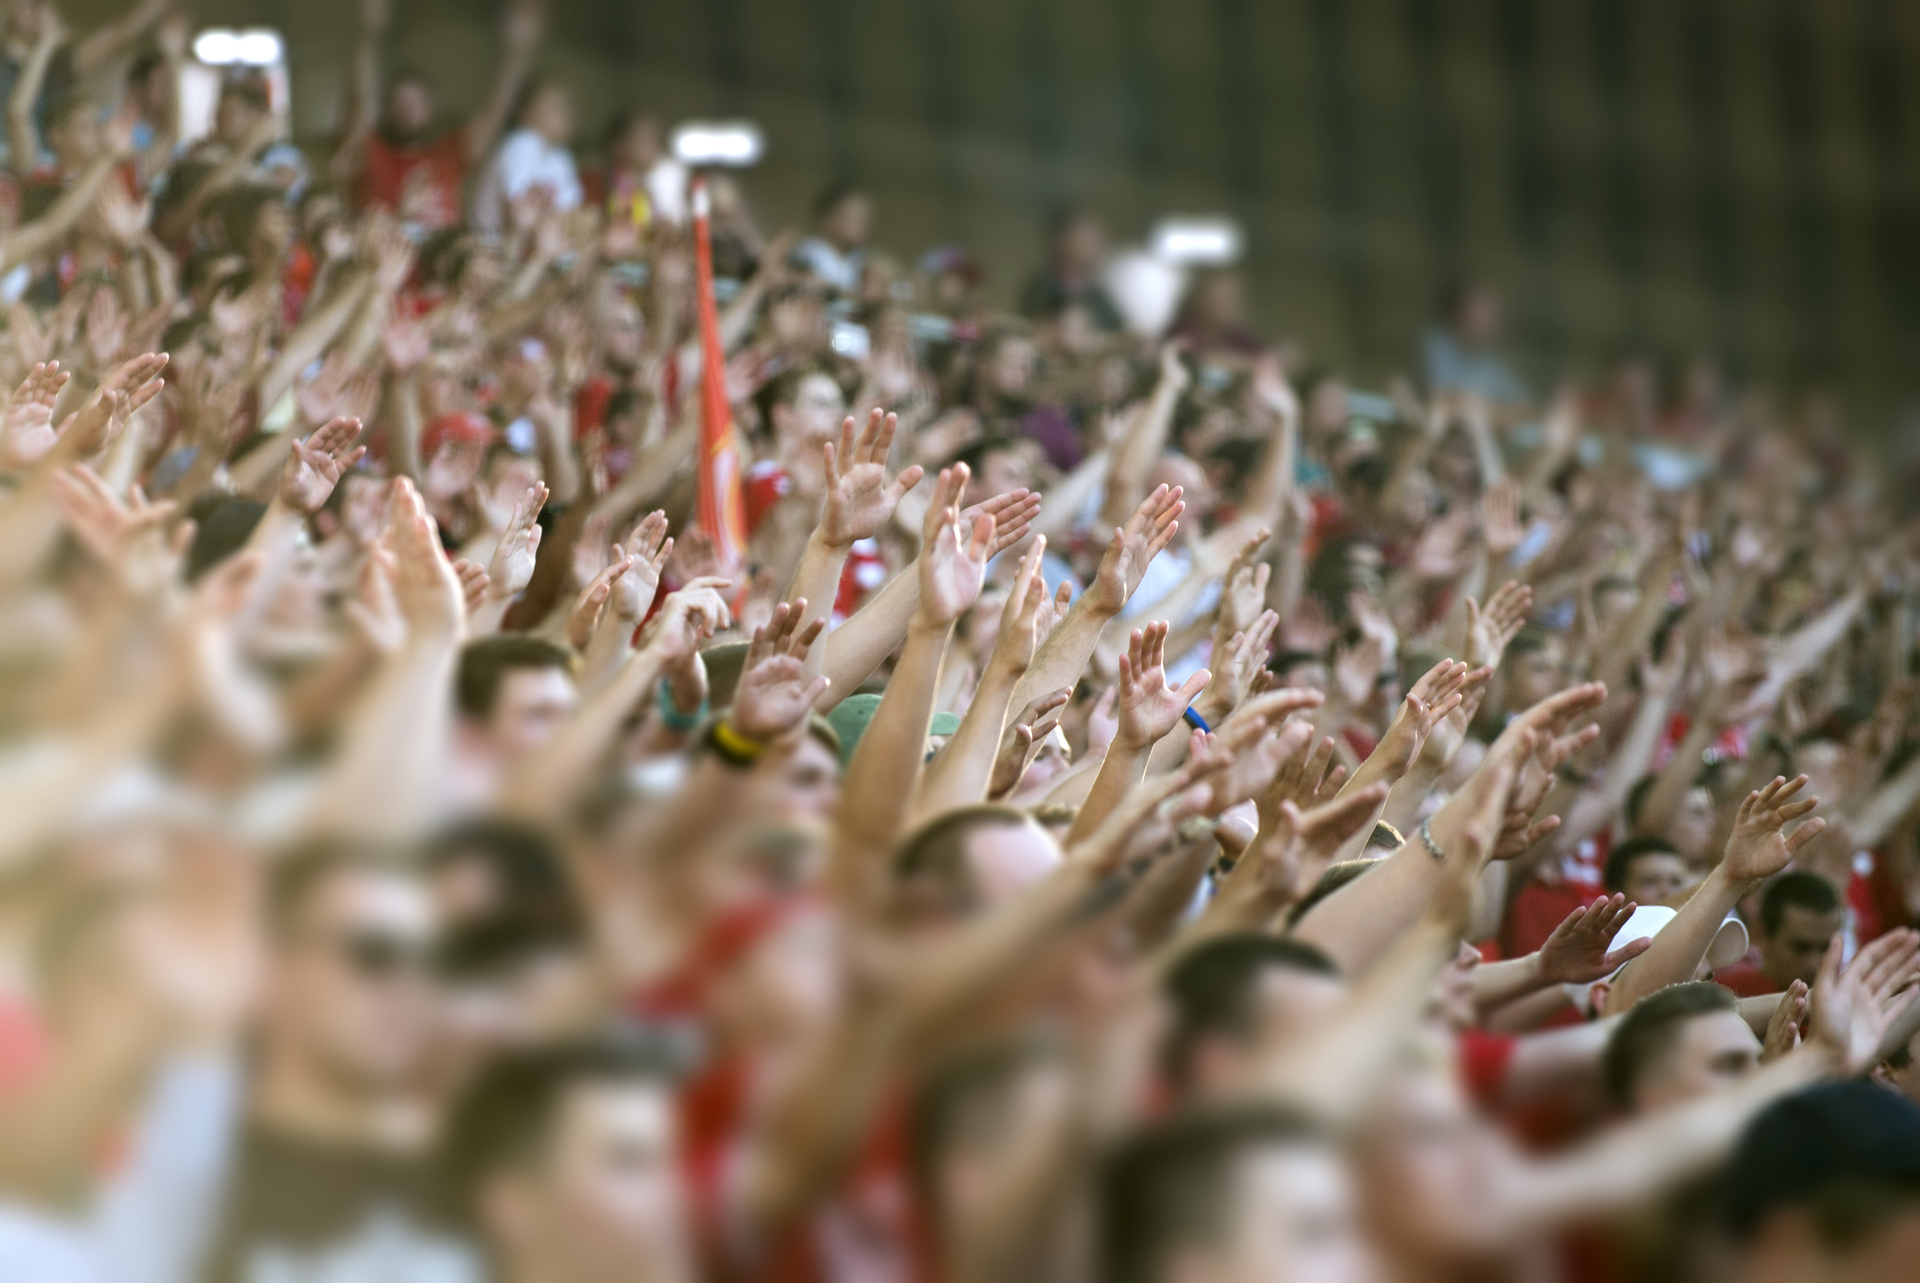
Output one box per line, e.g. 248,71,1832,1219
356,130,467,230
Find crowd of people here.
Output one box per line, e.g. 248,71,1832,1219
4,1,1920,1280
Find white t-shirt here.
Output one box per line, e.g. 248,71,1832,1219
470,128,583,233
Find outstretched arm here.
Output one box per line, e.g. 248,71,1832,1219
464,0,546,163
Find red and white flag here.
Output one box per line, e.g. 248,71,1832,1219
691,180,747,570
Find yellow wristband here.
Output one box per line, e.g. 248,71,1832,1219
709,719,768,765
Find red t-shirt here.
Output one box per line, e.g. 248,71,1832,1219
1712,962,1782,998
355,131,468,230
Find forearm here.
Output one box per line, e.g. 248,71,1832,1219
1636,718,1714,838
914,665,1020,820
2,156,120,266
1506,1043,1835,1238
1603,866,1743,1014
1378,759,1444,837
830,620,950,902
1011,596,1115,710
1472,953,1547,1013
501,643,669,819
301,637,457,842
1065,741,1152,846
787,531,851,682
258,273,374,411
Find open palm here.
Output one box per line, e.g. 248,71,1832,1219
1117,621,1209,748
821,409,923,547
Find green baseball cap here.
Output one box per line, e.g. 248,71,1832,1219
825,693,962,767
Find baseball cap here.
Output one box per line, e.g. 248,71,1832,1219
825,693,961,767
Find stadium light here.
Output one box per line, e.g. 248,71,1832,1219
194,28,285,67
672,121,765,167
1150,216,1244,266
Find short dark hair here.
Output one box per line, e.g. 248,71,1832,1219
424,819,586,980
812,179,864,219
1760,872,1841,937
1161,935,1341,1091
439,1030,686,1217
1505,625,1553,660
1602,981,1737,1108
1603,836,1683,895
751,363,835,431
456,636,578,721
184,498,267,582
1097,1106,1329,1283
890,805,1036,917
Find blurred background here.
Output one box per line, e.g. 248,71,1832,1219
108,0,1920,431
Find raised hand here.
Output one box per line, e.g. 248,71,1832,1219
48,465,187,597
1259,723,1346,821
1237,783,1391,909
1721,775,1824,884
1536,893,1650,985
1374,659,1479,775
450,558,491,618
280,417,366,514
57,352,169,459
985,537,1050,679
642,576,733,664
380,478,466,640
1,361,72,470
1761,979,1809,1062
819,408,924,547
609,511,673,622
1464,580,1533,671
987,686,1072,798
564,553,633,649
1115,621,1210,750
1204,609,1280,721
1088,484,1183,614
1480,477,1523,562
915,464,994,628
962,486,1044,559
731,599,832,741
1808,928,1920,1075
1216,526,1272,640
484,481,549,600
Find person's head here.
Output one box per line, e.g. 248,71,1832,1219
261,843,441,1094
1162,935,1346,1099
953,436,1032,508
44,95,103,170
1603,837,1691,907
1352,1063,1509,1264
215,73,272,147
911,1035,1075,1254
1267,649,1330,695
443,1034,692,1283
457,636,580,761
755,365,845,464
1439,279,1503,347
1759,872,1843,988
517,79,574,145
1181,269,1246,334
1591,575,1639,630
1098,1107,1374,1283
604,108,665,170
383,71,438,143
812,181,871,250
1603,981,1758,1114
1720,1082,1920,1282
1873,1026,1920,1108
1501,627,1564,712
1048,205,1107,274
975,325,1038,400
742,717,842,825
889,805,1061,924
